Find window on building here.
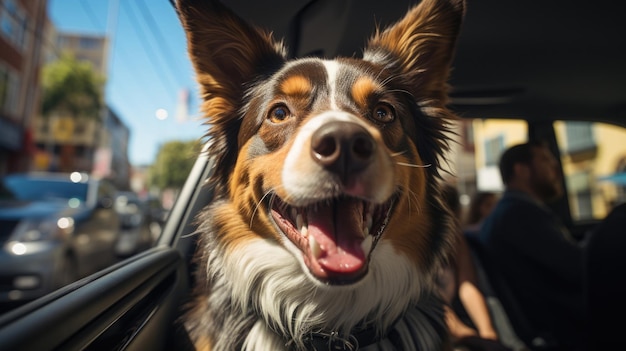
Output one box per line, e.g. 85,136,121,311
567,172,593,220
0,62,20,116
459,119,527,193
74,120,86,134
79,37,100,50
565,121,595,154
0,0,27,51
0,65,7,109
556,121,626,221
484,135,504,167
56,35,68,47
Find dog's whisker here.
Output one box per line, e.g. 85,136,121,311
390,150,407,158
387,88,415,98
250,190,276,228
181,230,201,239
399,185,421,218
396,162,432,168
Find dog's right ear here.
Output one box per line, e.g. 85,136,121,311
176,0,286,117
176,0,286,189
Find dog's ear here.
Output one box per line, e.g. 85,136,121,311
176,0,286,191
364,0,465,104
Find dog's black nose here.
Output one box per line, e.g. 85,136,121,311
310,121,375,182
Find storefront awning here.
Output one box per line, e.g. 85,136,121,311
598,172,626,185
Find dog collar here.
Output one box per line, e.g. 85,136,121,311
291,296,447,350
300,328,377,350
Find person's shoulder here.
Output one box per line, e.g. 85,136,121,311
479,193,541,238
497,191,545,215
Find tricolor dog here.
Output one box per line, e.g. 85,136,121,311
176,0,465,349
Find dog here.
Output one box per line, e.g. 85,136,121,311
176,0,465,349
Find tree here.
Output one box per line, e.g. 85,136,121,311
40,54,105,172
41,53,104,119
149,140,202,190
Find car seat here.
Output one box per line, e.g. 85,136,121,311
464,235,559,351
584,202,626,350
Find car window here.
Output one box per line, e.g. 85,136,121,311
0,0,201,316
555,121,626,221
446,118,626,226
446,119,528,199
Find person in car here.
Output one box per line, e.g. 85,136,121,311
439,185,511,351
479,141,584,349
463,191,498,238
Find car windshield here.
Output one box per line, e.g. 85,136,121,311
0,177,88,204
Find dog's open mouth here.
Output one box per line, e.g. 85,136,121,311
270,195,395,284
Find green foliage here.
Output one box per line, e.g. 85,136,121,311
41,53,104,118
149,139,202,190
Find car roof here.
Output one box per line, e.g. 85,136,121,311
220,0,626,126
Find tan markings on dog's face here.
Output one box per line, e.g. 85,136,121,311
383,142,432,265
238,60,328,153
227,139,291,243
279,75,312,98
221,56,442,282
351,77,381,108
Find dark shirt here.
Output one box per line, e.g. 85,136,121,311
479,190,584,347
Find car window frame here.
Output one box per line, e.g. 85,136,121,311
0,144,214,350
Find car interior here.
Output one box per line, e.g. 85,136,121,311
0,0,624,350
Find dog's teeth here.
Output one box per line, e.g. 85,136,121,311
361,235,373,254
296,213,303,230
365,213,373,231
309,235,321,258
291,208,298,221
300,224,308,237
363,226,369,238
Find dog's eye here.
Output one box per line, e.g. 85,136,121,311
372,103,395,123
268,105,292,123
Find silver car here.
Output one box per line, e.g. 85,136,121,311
0,172,120,307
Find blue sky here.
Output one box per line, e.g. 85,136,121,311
48,0,204,166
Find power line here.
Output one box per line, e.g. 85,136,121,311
135,0,188,88
123,0,181,94
79,0,105,31
77,0,160,108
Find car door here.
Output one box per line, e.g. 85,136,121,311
0,150,214,350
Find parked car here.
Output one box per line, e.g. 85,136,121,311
113,191,156,257
0,172,120,310
143,195,169,240
114,191,145,230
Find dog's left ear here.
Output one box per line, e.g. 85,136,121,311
364,0,465,104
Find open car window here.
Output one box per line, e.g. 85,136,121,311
448,118,626,236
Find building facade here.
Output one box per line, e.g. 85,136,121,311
0,0,47,175
33,30,131,189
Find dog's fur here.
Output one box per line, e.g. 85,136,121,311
176,0,465,349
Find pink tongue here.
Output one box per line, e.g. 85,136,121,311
307,199,366,274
